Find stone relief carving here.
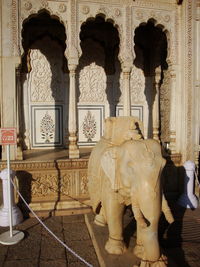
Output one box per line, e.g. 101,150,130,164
20,0,68,30
58,3,67,13
130,65,145,103
30,170,88,198
30,50,59,102
160,69,171,143
24,1,32,11
40,0,48,9
60,174,72,195
79,63,107,103
81,5,90,15
80,172,88,194
119,65,145,104
32,174,58,197
186,0,193,159
29,37,66,103
12,0,20,56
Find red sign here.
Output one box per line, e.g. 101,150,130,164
0,128,17,145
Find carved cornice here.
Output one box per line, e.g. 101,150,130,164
0,159,88,171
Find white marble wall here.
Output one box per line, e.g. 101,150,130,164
0,0,199,163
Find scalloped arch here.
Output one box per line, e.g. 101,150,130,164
21,9,67,73
78,13,123,61
134,17,173,65
20,8,67,56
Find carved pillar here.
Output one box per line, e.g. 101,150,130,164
68,64,79,159
122,65,132,116
168,63,177,154
194,1,200,167
16,67,23,160
152,67,161,141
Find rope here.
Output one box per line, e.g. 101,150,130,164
11,179,94,267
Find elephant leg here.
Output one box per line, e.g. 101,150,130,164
140,222,162,263
134,223,145,259
94,206,107,227
102,192,126,255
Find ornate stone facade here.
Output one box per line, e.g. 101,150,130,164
0,0,199,213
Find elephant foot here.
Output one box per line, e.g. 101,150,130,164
134,243,144,259
140,254,168,267
105,237,126,255
94,214,107,227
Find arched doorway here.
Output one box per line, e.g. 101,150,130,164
77,15,121,145
21,11,68,150
133,19,168,141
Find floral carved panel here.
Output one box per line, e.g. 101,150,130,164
119,65,145,104
160,69,171,143
28,37,67,103
79,63,107,103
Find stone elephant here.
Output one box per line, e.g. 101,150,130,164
88,117,174,267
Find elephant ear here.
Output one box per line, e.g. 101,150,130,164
101,147,120,191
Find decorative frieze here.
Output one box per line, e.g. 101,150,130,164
160,69,171,143
29,169,88,199
0,159,88,171
185,0,194,160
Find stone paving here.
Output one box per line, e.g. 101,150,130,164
0,205,200,267
0,215,99,267
161,205,200,267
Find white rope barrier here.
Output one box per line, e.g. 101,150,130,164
11,179,94,267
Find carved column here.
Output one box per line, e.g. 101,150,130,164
122,65,132,116
194,1,200,167
68,64,79,159
16,67,23,160
168,63,177,154
152,67,161,141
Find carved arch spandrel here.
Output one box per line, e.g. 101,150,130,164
77,3,124,62
19,1,69,56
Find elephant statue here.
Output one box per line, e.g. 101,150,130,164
88,117,174,267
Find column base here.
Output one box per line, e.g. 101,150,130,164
69,134,80,159
16,147,23,160
69,148,80,159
